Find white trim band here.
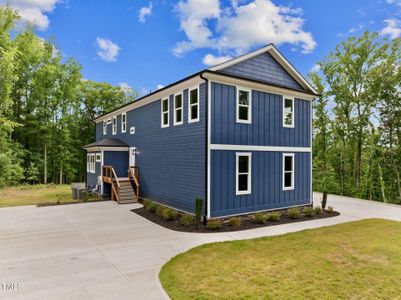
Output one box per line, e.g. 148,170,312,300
210,144,311,152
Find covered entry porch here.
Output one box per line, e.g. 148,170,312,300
83,138,139,204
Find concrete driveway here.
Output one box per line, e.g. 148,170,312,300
1,194,401,299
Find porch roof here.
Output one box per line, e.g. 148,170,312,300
83,138,129,150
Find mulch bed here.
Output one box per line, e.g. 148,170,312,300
131,206,340,233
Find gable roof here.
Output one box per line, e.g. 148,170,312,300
208,44,317,95
83,138,129,149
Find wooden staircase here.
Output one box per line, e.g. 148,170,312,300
102,166,139,204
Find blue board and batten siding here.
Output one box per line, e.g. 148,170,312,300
95,83,206,213
210,82,312,217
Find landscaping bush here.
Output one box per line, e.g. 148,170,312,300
147,203,158,212
303,207,315,218
327,206,334,213
143,199,152,209
180,214,194,227
195,198,203,228
229,217,242,228
206,219,222,231
161,208,179,221
156,205,164,217
266,212,281,222
287,208,301,219
314,206,322,215
254,212,267,224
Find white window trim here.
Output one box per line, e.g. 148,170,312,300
103,120,107,135
188,86,200,123
236,152,252,195
95,153,101,162
174,93,183,126
112,116,117,135
236,86,252,124
283,96,295,128
121,113,127,133
161,98,169,128
86,154,90,172
88,153,95,174
282,153,295,191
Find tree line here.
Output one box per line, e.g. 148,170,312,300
312,32,401,204
0,7,137,187
1,7,401,205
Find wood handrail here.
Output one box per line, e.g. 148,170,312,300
102,165,120,203
128,166,140,200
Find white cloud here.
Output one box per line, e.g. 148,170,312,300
0,0,62,30
310,64,320,73
202,53,232,66
386,0,401,6
173,0,316,57
119,82,132,93
156,84,164,90
138,2,153,23
96,38,121,62
381,19,401,39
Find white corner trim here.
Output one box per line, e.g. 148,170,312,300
173,93,183,126
210,144,311,152
207,80,211,219
236,86,252,124
235,152,252,195
282,96,295,128
282,153,295,191
188,85,200,123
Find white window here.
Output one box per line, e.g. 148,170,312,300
283,97,294,128
236,87,252,124
236,153,252,195
121,113,127,133
103,120,107,135
174,94,183,125
112,116,117,135
95,153,101,162
188,87,199,123
161,98,169,128
130,127,136,134
87,153,95,174
283,153,295,190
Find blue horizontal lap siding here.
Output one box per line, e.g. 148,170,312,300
220,52,303,90
95,83,206,213
211,151,311,217
211,83,311,147
104,151,129,177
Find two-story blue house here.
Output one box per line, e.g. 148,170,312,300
84,44,317,218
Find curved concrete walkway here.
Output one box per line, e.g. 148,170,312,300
1,193,401,299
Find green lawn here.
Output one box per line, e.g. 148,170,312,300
0,184,94,207
160,219,401,299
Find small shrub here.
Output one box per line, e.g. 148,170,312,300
266,212,281,222
180,214,194,226
314,206,322,215
194,198,204,228
254,212,267,224
147,203,158,212
327,206,334,213
156,205,164,217
287,207,301,219
143,199,152,209
206,219,222,231
303,207,315,217
161,208,179,221
229,217,242,228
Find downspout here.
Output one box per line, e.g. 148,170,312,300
200,71,208,224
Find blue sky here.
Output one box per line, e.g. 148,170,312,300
3,0,401,95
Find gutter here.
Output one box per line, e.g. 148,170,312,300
200,71,209,224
